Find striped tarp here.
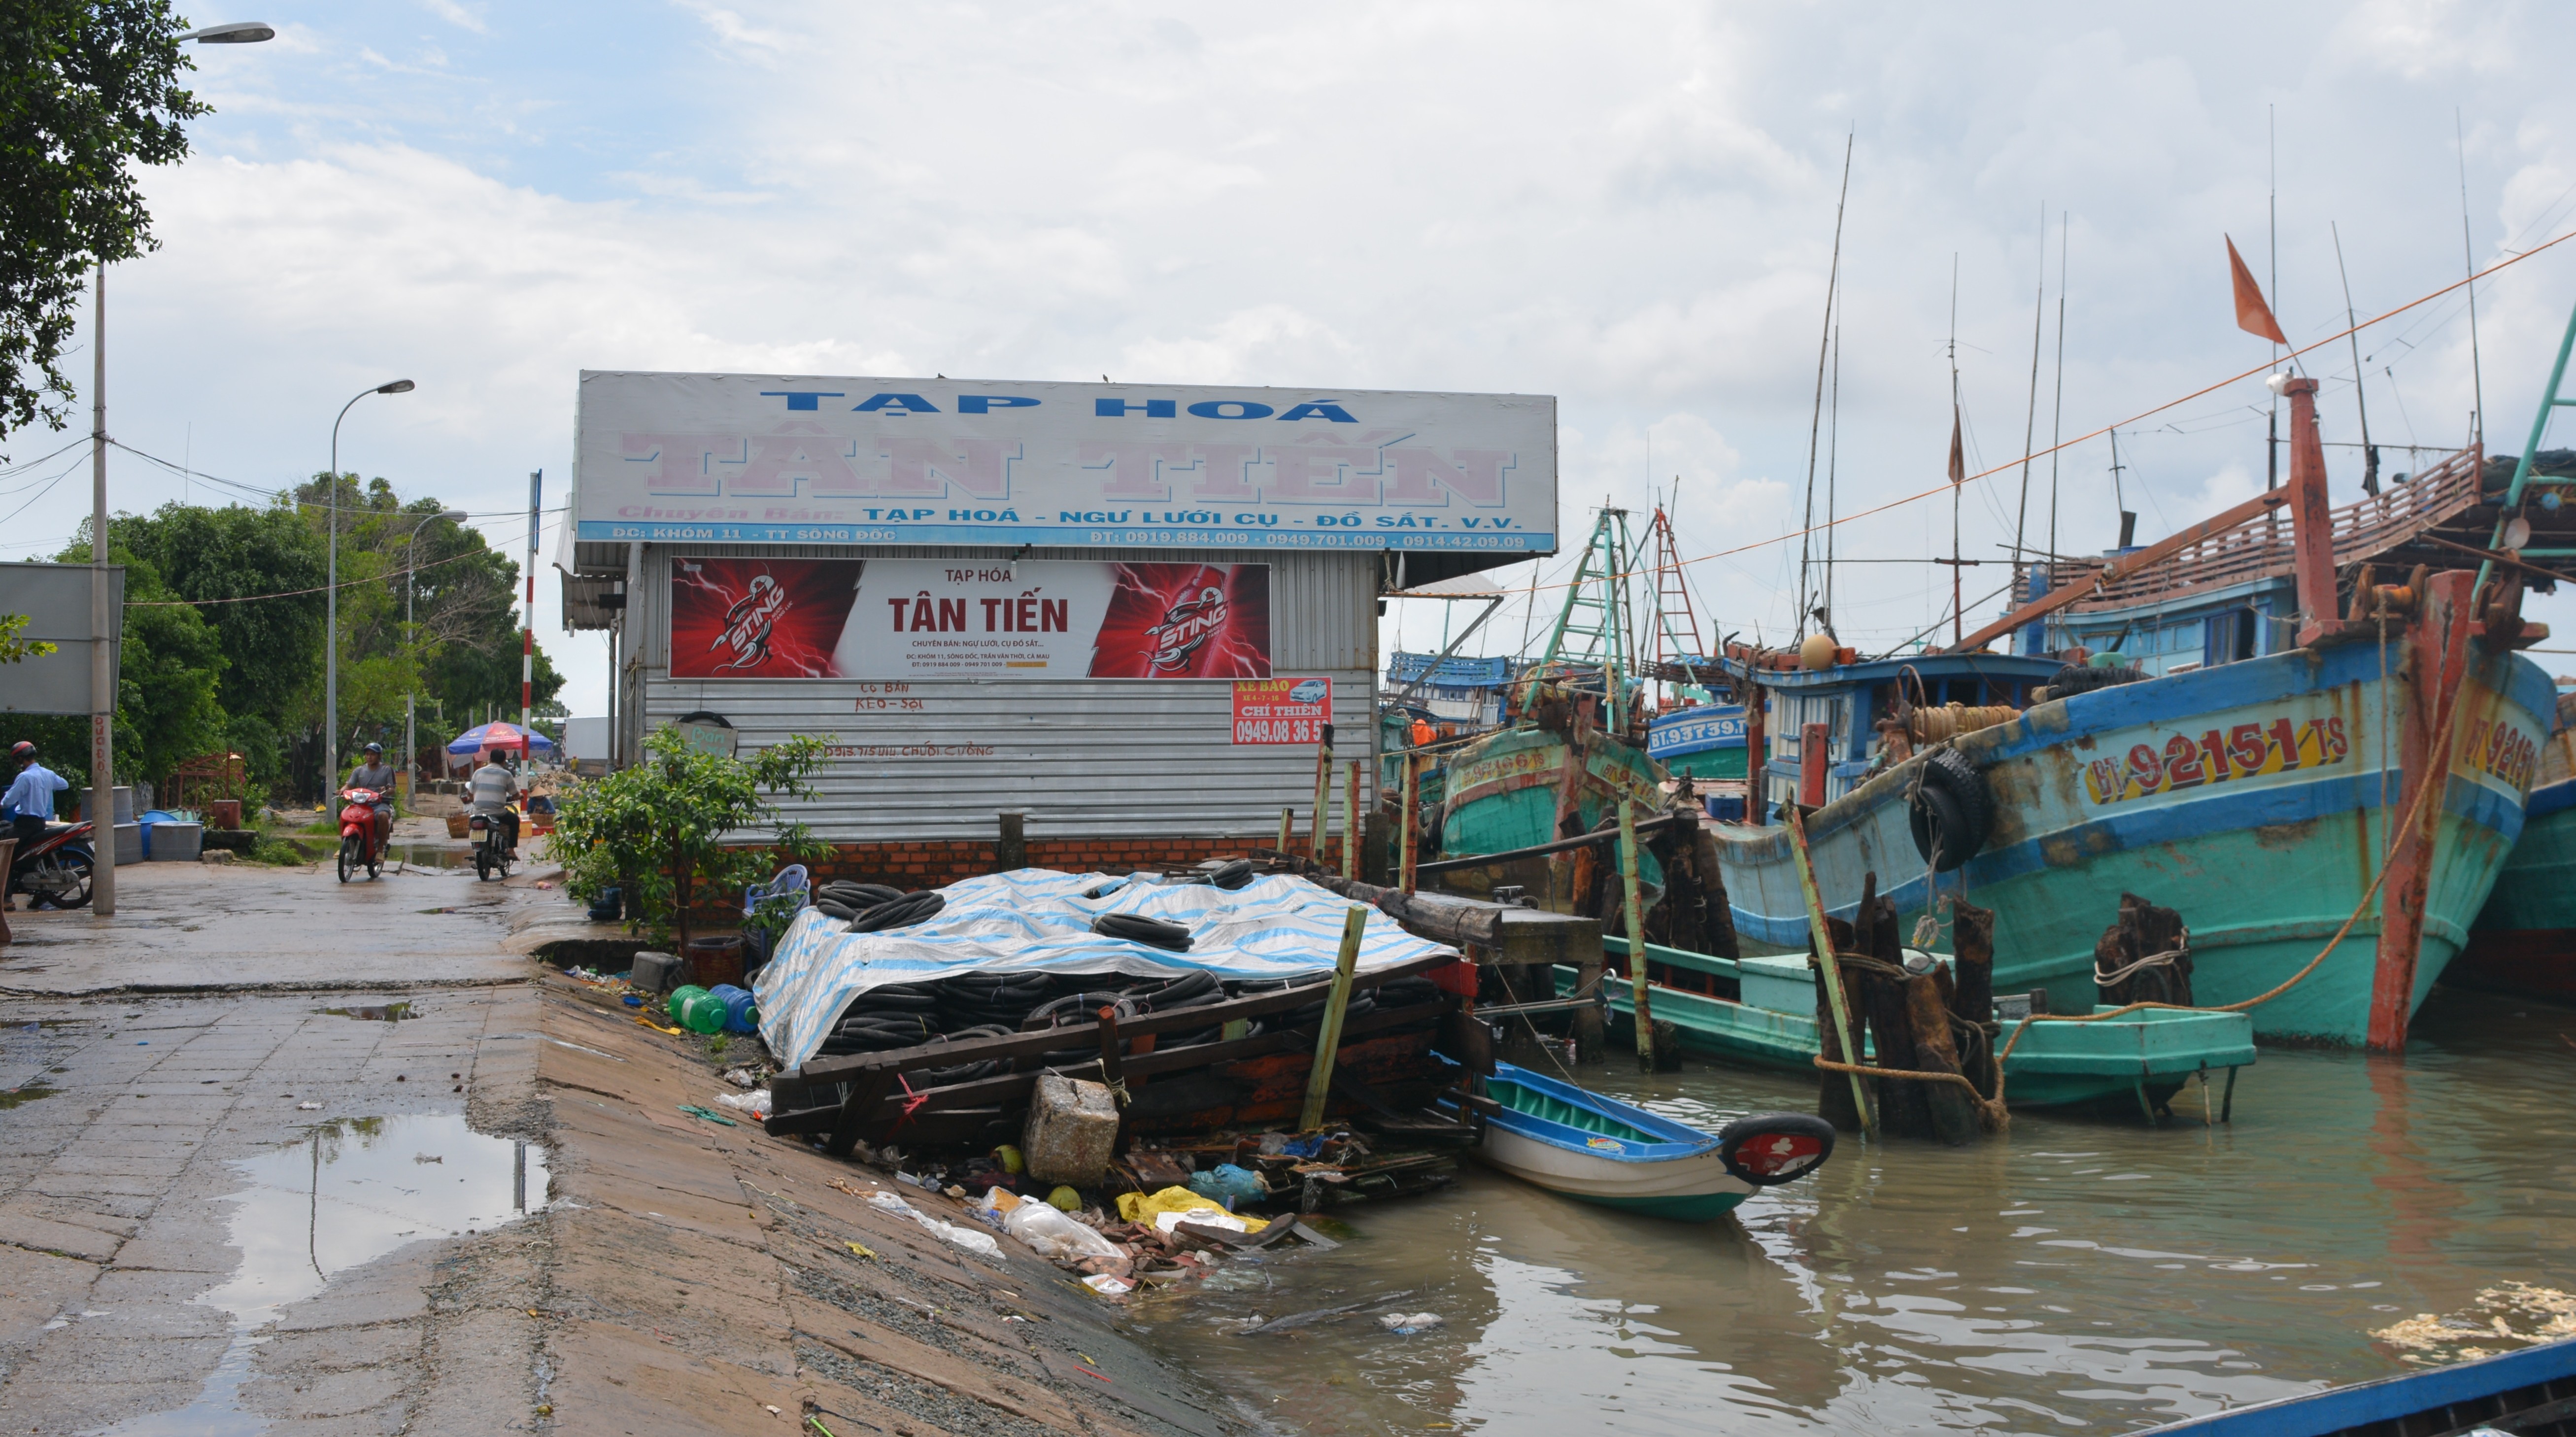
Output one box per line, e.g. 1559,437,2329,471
754,867,1459,1070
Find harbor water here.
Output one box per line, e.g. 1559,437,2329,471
1123,987,2573,1434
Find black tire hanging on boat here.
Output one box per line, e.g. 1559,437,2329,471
1906,747,1991,873
1716,1112,1837,1186
2046,663,2146,697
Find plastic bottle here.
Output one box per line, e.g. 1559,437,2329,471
669,986,727,1034
667,985,709,1024
709,984,759,1035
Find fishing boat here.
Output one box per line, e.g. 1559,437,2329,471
1468,1061,1832,1221
1706,377,2558,1051
2128,1331,2576,1437
1563,937,2256,1114
2449,691,2576,1002
1649,704,1751,821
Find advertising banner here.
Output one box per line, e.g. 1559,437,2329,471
576,371,1555,553
668,557,1271,680
1231,678,1333,744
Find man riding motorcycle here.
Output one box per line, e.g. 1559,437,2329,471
4,741,70,900
469,752,522,858
345,742,399,856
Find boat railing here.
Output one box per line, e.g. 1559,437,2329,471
2019,445,2483,614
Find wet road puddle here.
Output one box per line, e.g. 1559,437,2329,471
103,1114,547,1436
315,1001,413,1022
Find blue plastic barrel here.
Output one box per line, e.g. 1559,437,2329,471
708,984,760,1035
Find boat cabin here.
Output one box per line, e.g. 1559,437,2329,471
1720,648,2064,816
1648,705,1750,821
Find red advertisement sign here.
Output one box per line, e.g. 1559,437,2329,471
670,557,865,679
1232,677,1332,744
1086,563,1272,679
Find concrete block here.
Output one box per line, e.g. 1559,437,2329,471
629,951,683,993
111,822,141,866
1022,1072,1119,1186
147,822,202,862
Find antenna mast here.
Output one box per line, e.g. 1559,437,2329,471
2458,109,2485,445
2333,221,2378,495
1796,135,1854,640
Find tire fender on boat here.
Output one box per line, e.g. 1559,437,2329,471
1716,1112,1836,1186
1907,747,1992,873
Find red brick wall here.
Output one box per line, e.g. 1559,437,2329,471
806,837,1350,891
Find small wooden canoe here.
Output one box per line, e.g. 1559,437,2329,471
1469,1061,1832,1222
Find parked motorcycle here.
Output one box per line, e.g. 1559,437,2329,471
468,808,514,882
337,786,388,883
6,819,96,909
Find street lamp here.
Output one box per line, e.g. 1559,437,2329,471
83,19,274,919
403,509,470,805
324,379,415,801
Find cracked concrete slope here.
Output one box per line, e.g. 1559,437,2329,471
0,858,1247,1436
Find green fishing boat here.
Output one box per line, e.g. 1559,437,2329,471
1559,936,2256,1112
2450,692,2576,1001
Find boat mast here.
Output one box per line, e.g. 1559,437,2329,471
1797,136,1854,641
2333,221,2379,496
1947,254,1965,646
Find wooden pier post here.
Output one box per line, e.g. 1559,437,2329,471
1311,727,1335,862
1787,808,1874,1136
1949,896,1999,1098
1618,800,1655,1070
1399,753,1421,894
1343,760,1361,880
996,811,1026,872
1276,807,1292,853
1297,904,1370,1131
1903,975,1980,1145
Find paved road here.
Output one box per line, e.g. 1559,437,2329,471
0,855,558,1433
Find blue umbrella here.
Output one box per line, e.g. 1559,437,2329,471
446,720,555,755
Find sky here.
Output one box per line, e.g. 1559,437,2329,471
9,0,2576,719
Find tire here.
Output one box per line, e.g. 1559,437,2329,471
1716,1112,1836,1186
2046,663,2146,697
1092,912,1193,951
338,835,359,883
474,848,493,882
26,849,93,909
1906,747,1992,873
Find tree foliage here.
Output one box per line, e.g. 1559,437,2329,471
0,1,206,453
0,612,56,663
551,728,829,951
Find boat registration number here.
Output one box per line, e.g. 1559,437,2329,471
2083,717,2349,806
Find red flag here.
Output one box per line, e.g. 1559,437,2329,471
1946,406,1965,484
2225,235,2287,345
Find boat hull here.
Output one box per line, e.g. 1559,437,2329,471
1439,726,1666,876
1471,1118,1752,1221
2449,778,2576,1001
1711,639,2555,1046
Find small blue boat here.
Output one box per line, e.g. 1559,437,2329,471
2131,1332,2576,1436
1468,1061,1833,1221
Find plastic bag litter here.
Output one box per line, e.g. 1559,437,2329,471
1081,1273,1134,1296
713,1090,771,1118
1187,1163,1265,1205
1377,1312,1443,1334
1116,1185,1269,1233
1002,1200,1124,1262
865,1189,1004,1259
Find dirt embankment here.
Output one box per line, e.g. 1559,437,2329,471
530,973,1250,1437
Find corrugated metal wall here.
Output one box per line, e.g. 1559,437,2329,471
631,545,1380,841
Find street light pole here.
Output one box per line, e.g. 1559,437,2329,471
324,379,414,804
402,510,469,806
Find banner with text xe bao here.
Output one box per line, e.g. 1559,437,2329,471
669,557,1270,679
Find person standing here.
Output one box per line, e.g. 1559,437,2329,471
4,742,70,896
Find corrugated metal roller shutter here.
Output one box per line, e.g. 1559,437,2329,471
636,545,1381,841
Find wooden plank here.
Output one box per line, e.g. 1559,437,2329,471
771,948,1459,1101
1298,905,1371,1130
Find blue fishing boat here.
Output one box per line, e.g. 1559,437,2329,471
1649,705,1750,821
1468,1061,1833,1221
2450,692,2576,1002
1708,380,2558,1051
2130,1332,2576,1436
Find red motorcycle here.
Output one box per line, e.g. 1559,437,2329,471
337,787,388,883
6,818,97,909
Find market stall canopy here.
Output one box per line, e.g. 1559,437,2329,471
447,721,555,755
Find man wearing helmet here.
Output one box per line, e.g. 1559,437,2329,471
346,742,399,855
3,742,69,896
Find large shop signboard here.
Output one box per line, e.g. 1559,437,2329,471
576,371,1556,552
670,557,1272,680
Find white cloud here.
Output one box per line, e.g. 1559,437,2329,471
418,0,488,35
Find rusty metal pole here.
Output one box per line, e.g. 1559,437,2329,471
1310,728,1334,862
1618,800,1655,1069
1399,752,1421,894
2282,377,2340,646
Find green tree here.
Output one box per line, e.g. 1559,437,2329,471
550,728,828,952
58,529,228,794
113,498,325,729
0,1,206,453
0,612,56,662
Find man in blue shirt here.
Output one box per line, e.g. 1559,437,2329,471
4,741,71,892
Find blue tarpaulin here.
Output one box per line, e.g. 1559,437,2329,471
754,868,1459,1070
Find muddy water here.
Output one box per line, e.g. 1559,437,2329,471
1124,990,2576,1434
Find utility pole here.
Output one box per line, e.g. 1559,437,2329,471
522,472,540,736
89,271,114,916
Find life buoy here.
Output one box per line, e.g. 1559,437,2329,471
1716,1112,1836,1186
1906,747,1991,873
